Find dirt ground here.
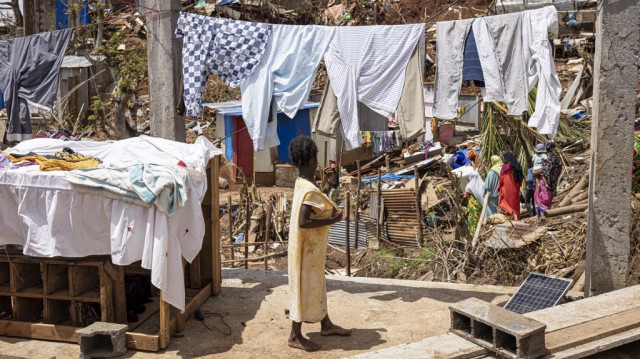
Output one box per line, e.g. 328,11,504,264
0,269,516,359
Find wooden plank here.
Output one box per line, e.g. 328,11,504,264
545,307,640,353
211,156,221,295
126,332,160,352
542,326,640,359
525,284,640,332
189,254,202,289
158,295,171,349
99,267,114,323
184,283,212,318
0,320,77,342
113,265,127,324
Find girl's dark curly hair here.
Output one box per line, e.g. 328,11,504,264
288,135,317,168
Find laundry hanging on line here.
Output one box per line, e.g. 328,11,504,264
324,24,425,150
433,5,561,138
174,12,271,119
313,43,425,146
0,28,73,143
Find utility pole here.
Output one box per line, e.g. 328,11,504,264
585,0,640,296
146,0,185,142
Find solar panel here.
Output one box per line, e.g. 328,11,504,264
504,272,573,314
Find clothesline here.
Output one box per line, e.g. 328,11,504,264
1,0,590,40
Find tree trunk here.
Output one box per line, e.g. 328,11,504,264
11,0,22,27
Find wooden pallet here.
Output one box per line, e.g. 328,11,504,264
0,255,126,327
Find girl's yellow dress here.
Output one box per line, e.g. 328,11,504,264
288,177,337,323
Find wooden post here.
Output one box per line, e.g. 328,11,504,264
323,141,328,184
385,155,390,174
114,265,127,324
228,195,234,268
244,197,250,270
414,165,423,246
585,0,640,297
158,294,170,349
345,193,351,276
211,156,221,295
264,204,271,271
355,160,361,250
376,168,382,244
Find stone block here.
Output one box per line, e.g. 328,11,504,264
449,297,546,359
76,322,128,359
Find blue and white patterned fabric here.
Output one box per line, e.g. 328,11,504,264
175,12,271,118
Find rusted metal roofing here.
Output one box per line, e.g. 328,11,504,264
381,189,422,246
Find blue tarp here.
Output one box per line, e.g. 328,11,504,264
361,173,414,184
0,92,4,110
55,0,89,30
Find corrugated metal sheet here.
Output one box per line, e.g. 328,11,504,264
57,61,90,122
328,220,368,249
369,191,384,222
381,189,421,246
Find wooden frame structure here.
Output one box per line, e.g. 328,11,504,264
0,156,221,352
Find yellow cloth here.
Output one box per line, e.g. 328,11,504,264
361,131,372,144
288,177,337,323
3,152,100,171
490,155,503,174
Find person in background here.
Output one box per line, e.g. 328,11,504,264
534,167,553,216
498,152,524,220
484,155,503,217
525,157,535,217
532,143,548,175
464,169,485,236
287,136,351,352
543,140,563,195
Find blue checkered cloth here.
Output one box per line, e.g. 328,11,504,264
175,12,271,118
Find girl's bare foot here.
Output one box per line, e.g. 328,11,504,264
288,334,321,351
320,322,352,336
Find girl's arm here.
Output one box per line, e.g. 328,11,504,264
299,204,343,229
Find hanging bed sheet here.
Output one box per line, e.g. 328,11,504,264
0,135,223,311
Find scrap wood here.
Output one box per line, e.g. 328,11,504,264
471,193,490,253
545,203,589,217
483,222,549,250
559,171,589,207
571,190,588,203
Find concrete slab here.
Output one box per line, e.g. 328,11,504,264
0,269,515,359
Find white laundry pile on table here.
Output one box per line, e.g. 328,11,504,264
0,136,222,311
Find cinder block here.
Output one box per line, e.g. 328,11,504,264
449,297,546,359
76,322,128,359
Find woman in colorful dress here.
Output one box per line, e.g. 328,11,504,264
484,155,503,217
287,135,351,351
498,152,524,220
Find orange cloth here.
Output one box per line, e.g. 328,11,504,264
498,164,522,220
